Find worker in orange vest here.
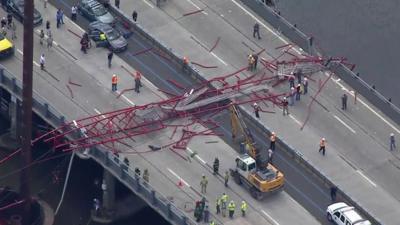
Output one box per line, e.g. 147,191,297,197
270,132,276,151
111,74,118,92
182,56,189,72
134,71,142,93
319,138,326,156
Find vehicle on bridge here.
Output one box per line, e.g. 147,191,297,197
78,0,115,25
327,202,371,225
3,0,43,26
0,33,14,58
88,21,128,52
229,105,284,199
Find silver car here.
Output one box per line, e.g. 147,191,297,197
78,0,114,25
88,21,127,52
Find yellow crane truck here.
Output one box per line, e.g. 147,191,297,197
229,104,284,200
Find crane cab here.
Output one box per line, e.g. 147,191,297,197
235,154,256,178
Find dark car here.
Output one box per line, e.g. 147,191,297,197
88,21,127,52
78,0,115,25
4,0,43,26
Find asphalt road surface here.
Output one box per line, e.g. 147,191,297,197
276,0,400,107
46,0,335,223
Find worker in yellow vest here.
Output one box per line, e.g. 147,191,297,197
228,200,235,218
221,193,228,217
241,200,247,217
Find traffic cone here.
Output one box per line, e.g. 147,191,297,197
177,179,184,188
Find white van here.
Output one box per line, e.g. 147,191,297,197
326,202,371,225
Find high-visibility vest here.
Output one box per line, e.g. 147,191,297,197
228,202,235,211
210,222,215,225
241,202,247,211
221,194,228,203
216,198,221,206
112,75,118,84
270,134,276,142
100,33,106,41
320,140,325,147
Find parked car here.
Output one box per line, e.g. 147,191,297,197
4,0,43,26
0,33,14,58
88,21,127,52
78,0,114,25
327,202,371,225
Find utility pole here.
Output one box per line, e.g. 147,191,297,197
20,0,34,223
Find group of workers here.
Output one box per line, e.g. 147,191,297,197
110,71,142,93
247,54,259,71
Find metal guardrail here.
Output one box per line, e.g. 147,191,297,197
241,0,400,125
109,4,385,225
0,67,197,225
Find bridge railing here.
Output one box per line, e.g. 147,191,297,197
0,67,196,225
108,4,386,225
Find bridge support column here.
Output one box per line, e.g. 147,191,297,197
102,169,116,218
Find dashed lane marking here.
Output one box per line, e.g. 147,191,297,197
185,0,208,15
356,170,377,187
210,52,227,66
17,49,23,55
333,115,356,134
261,210,280,225
33,61,40,67
167,168,190,187
121,95,136,106
187,147,206,164
142,0,154,8
289,114,302,126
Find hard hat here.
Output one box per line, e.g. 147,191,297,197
253,102,258,106
283,97,287,100
272,131,275,135
202,174,205,177
242,201,245,203
391,133,394,136
304,77,308,81
291,87,295,90
322,138,326,141
112,74,116,77
297,83,301,86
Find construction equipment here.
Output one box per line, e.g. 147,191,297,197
229,104,284,199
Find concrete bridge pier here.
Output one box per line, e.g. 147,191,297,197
92,169,116,223
0,95,22,150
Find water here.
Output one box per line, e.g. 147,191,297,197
0,115,170,225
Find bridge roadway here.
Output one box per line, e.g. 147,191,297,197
50,0,400,224
0,1,320,225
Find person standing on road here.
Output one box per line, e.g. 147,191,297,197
71,5,78,21
60,9,65,24
213,157,219,175
40,54,45,70
115,0,120,8
203,205,210,223
303,77,308,94
132,10,138,22
289,87,295,106
134,71,142,93
56,9,62,28
143,169,149,184
107,51,113,68
270,132,276,151
39,29,45,45
253,22,260,39
7,13,12,28
224,171,229,187
390,133,396,151
44,0,48,8
216,197,221,214
330,186,337,202
228,200,235,219
253,102,260,119
200,175,208,194
296,83,301,101
282,96,289,115
46,33,53,50
341,93,348,110
240,201,247,217
253,54,258,70
221,193,228,217
319,138,326,156
10,21,16,39
111,74,118,92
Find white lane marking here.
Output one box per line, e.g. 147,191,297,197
289,114,302,126
333,115,356,134
185,0,208,15
261,210,280,225
330,75,400,134
187,147,206,164
121,95,136,106
142,0,154,8
167,168,190,187
210,52,227,66
94,108,102,115
17,49,23,55
33,61,40,67
230,0,300,55
356,170,377,187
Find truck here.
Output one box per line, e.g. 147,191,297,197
229,105,284,199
